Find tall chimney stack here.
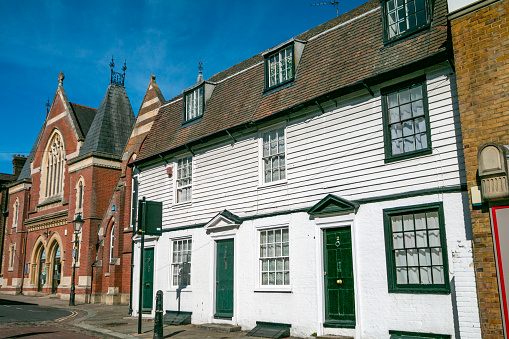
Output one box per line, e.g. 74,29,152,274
12,155,27,177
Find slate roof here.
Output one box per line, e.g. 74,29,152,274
134,0,450,164
78,84,135,158
70,103,97,138
17,123,46,180
0,173,17,182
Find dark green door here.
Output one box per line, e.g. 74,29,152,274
142,248,154,311
324,227,355,328
215,238,234,318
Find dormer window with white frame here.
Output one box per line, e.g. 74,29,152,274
175,156,192,203
265,45,294,89
184,85,204,122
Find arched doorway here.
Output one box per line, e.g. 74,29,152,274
38,249,47,292
51,246,61,293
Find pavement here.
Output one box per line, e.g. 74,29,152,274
0,293,255,339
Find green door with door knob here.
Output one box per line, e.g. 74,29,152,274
324,227,355,328
142,248,154,311
215,238,234,318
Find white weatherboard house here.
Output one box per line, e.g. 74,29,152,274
130,0,482,338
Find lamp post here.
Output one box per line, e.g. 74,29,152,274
69,213,84,306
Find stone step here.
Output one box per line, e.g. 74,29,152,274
317,336,354,339
197,323,241,333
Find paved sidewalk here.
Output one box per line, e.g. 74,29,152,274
0,293,252,338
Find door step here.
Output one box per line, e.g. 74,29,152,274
163,310,192,325
247,321,291,339
317,336,354,339
197,323,241,333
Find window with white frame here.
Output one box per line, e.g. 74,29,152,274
266,45,294,88
43,132,65,198
383,0,429,41
260,228,289,286
109,225,115,262
75,178,84,213
184,86,204,122
8,243,16,271
171,238,191,287
176,156,192,203
12,198,19,230
262,127,286,183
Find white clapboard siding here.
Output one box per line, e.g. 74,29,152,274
138,68,464,230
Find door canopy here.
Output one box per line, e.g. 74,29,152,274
307,194,359,216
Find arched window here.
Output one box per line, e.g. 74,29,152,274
12,198,19,230
109,225,115,261
75,178,84,212
43,132,65,198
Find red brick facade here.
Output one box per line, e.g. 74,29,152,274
450,0,509,337
0,73,134,305
92,75,164,305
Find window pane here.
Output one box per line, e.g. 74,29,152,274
408,267,419,284
262,272,268,285
402,120,414,137
420,267,432,284
395,250,407,266
393,233,404,249
418,248,431,266
392,139,403,155
388,92,399,108
431,248,443,265
391,123,403,139
416,9,426,25
397,267,408,284
392,216,403,232
403,136,415,152
429,230,441,247
432,266,444,284
416,230,428,247
407,249,418,266
403,215,414,231
410,86,422,100
427,212,439,229
415,133,427,150
414,213,426,229
399,90,410,104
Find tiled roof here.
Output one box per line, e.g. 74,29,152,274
78,84,136,158
0,173,18,183
137,0,450,163
18,123,45,180
70,103,97,138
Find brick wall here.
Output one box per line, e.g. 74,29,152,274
450,1,509,337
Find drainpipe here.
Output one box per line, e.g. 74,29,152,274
19,230,28,295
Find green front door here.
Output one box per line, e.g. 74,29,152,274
142,248,155,311
324,227,355,328
215,238,234,318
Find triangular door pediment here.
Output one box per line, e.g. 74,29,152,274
308,194,358,216
205,210,242,233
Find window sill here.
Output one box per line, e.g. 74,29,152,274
389,286,450,294
254,287,292,293
257,180,288,191
383,25,430,47
263,79,295,95
181,116,203,127
384,148,432,164
167,287,192,292
172,201,192,209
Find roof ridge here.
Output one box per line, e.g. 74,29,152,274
70,102,98,111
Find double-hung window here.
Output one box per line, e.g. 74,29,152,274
176,156,192,203
382,78,431,162
171,238,191,287
383,203,450,293
383,0,430,41
261,127,286,183
184,86,204,122
260,228,289,286
265,45,294,89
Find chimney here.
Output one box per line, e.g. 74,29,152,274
12,155,27,177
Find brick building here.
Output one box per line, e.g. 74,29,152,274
449,0,509,338
91,75,164,305
0,155,26,283
0,68,135,304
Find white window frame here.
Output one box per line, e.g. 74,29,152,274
109,225,115,262
259,124,287,186
8,243,16,271
256,224,291,291
184,86,204,122
75,177,84,213
170,237,192,289
12,198,19,230
266,45,294,88
174,155,193,204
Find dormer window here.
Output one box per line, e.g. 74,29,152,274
265,45,294,89
383,0,430,41
184,85,204,122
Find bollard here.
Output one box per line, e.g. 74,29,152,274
153,290,164,339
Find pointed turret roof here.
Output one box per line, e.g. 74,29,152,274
78,84,135,158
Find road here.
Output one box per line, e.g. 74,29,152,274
0,297,103,338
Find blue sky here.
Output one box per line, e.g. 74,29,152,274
0,0,367,175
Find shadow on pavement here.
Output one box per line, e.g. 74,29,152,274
4,331,56,338
0,299,37,306
165,330,185,337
